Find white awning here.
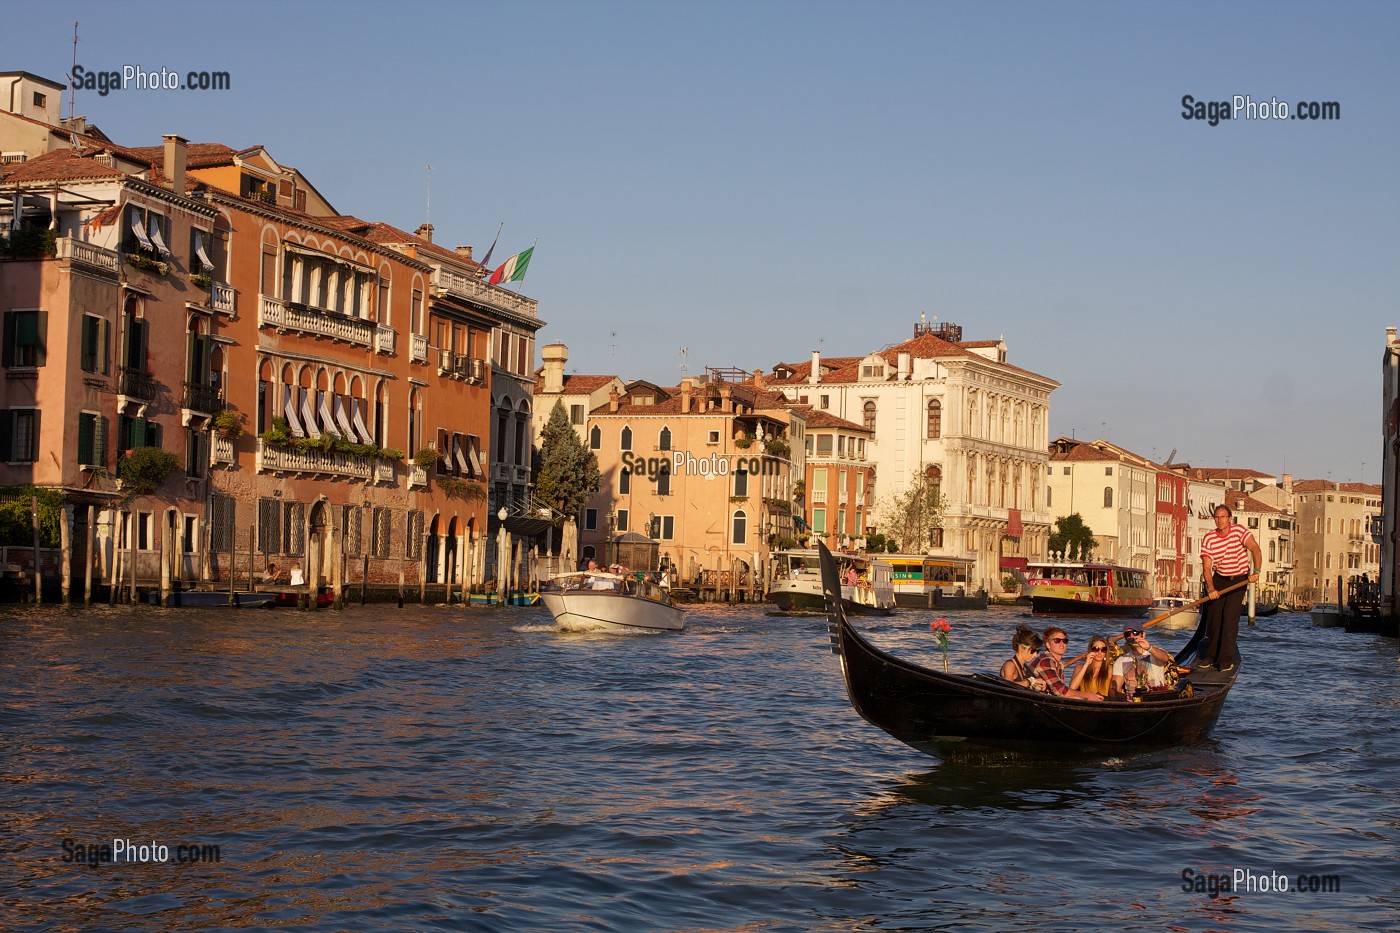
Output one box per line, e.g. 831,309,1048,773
193,230,215,272
454,437,470,474
467,438,483,477
300,390,321,439
318,392,340,438
148,217,170,257
283,386,305,437
129,209,153,250
333,396,356,440
350,403,374,445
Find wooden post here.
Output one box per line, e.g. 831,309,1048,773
398,555,405,608
420,537,427,604
361,553,369,605
128,511,138,605
159,513,171,607
60,503,72,604
109,512,122,606
31,494,42,603
84,505,95,606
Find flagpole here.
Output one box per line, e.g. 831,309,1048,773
480,222,503,269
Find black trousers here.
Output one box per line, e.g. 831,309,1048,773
1202,572,1248,666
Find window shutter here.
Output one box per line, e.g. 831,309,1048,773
1,313,14,367
0,410,12,462
30,409,39,462
131,418,146,449
94,415,108,468
147,420,162,450
33,310,47,367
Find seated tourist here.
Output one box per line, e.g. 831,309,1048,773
1032,626,1106,701
1111,625,1173,699
1069,635,1113,698
1000,625,1046,691
288,563,305,587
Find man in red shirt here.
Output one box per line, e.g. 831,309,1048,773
1198,504,1263,671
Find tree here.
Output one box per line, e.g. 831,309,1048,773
535,401,601,524
1048,513,1098,560
875,470,947,553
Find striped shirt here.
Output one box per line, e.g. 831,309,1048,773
1201,523,1254,576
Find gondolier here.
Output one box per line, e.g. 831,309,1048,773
1199,505,1262,672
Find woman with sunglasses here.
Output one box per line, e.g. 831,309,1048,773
1069,635,1113,697
1031,626,1106,701
1000,625,1047,691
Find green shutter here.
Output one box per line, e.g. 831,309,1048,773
77,414,93,465
1,313,13,367
30,409,39,462
31,311,46,367
94,415,108,469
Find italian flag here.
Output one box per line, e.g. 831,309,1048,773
488,246,533,285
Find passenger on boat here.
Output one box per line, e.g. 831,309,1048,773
1031,626,1106,701
1110,626,1173,699
1069,635,1113,698
999,625,1047,691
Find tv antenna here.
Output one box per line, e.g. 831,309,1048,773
610,331,617,370
424,164,432,223
679,346,688,377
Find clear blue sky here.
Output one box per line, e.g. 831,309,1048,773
7,1,1397,482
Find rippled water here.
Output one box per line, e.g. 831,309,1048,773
1,601,1397,932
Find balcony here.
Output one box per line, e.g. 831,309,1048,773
259,295,376,348
210,434,235,466
438,350,487,384
55,237,120,276
431,266,538,320
374,460,396,484
182,382,224,414
375,324,395,355
256,438,373,480
210,282,236,315
409,463,428,488
117,366,157,402
410,333,429,363
811,489,827,504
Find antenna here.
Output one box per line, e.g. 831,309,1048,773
67,22,79,123
610,331,617,370
679,346,688,377
424,164,432,224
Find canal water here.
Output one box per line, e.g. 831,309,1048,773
2,602,1397,932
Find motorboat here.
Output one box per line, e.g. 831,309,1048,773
768,549,894,615
1310,602,1345,628
1151,596,1201,630
885,554,987,610
541,571,684,633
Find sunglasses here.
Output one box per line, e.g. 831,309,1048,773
1124,630,1143,637
1090,646,1107,652
1049,637,1068,644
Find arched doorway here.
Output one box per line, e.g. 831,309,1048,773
307,499,331,587
445,516,460,586
426,514,441,583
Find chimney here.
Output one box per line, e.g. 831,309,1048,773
752,367,766,389
609,387,620,413
897,352,911,381
809,350,821,385
720,384,733,413
163,134,187,194
541,343,567,394
1283,473,1293,496
680,377,693,414
455,245,473,261
1389,326,1398,346
415,223,434,243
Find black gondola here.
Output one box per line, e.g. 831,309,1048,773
819,542,1240,755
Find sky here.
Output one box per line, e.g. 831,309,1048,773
6,0,1397,483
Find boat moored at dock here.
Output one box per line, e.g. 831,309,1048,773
1024,560,1152,617
885,555,988,610
768,549,895,615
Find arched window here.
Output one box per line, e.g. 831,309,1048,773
734,465,748,497
1104,486,1113,508
589,425,601,450
619,469,631,495
658,426,671,451
926,465,941,502
732,509,747,545
620,425,633,451
863,400,876,432
927,400,941,439
656,465,671,496
1269,540,1276,562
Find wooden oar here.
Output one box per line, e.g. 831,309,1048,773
1064,578,1252,666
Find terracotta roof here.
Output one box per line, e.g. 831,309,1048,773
1225,493,1282,514
764,330,1056,386
1049,441,1120,462
331,216,483,269
563,375,619,393
1,148,127,183
800,408,869,433
1291,480,1382,495
1182,467,1275,481
121,142,242,169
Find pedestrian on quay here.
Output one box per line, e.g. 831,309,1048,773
1198,504,1262,672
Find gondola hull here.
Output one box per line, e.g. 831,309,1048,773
819,542,1238,754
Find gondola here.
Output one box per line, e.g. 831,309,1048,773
819,542,1240,755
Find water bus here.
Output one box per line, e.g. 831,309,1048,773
768,549,895,615
1024,560,1152,617
885,555,987,610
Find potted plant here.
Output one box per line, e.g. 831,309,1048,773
734,433,753,449
210,410,243,439
413,447,438,471
190,272,213,289
117,446,180,494
127,253,169,276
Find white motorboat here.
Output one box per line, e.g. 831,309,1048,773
541,571,685,633
767,549,895,615
1309,602,1345,628
1150,596,1201,630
